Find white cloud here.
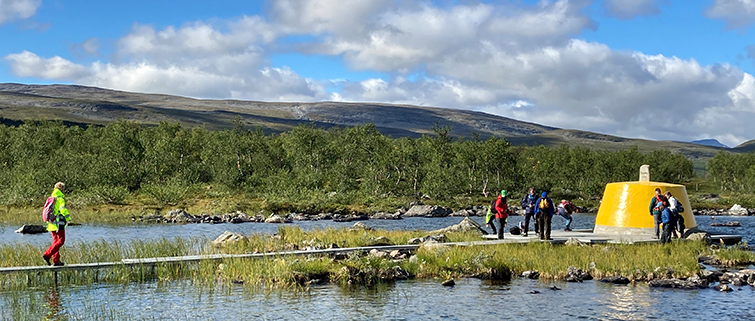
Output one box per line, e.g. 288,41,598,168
0,0,40,24
706,0,755,28
602,0,664,19
3,0,755,146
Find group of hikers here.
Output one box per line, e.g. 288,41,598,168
485,188,578,240
649,188,686,244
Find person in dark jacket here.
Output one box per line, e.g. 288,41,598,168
648,188,668,239
660,204,674,244
534,191,555,240
520,187,538,237
493,190,510,240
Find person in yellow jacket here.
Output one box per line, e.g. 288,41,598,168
43,182,71,266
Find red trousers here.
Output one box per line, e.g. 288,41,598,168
43,229,65,263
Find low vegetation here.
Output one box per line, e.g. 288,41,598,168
1,226,750,291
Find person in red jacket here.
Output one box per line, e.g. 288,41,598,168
494,190,510,240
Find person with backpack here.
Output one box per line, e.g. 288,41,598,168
557,200,578,232
42,182,71,266
520,187,538,237
664,191,685,238
659,203,674,244
485,202,497,235
534,191,555,240
648,188,668,239
493,190,510,240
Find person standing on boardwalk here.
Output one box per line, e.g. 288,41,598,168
648,188,668,239
534,192,555,240
43,182,71,266
520,187,538,237
493,190,510,240
660,203,674,244
664,191,685,238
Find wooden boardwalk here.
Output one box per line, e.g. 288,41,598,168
0,229,742,275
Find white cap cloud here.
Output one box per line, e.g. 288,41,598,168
3,0,755,147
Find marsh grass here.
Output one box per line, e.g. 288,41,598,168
0,226,746,291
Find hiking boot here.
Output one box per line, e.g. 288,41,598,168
42,255,51,266
522,233,528,237
564,228,572,232
53,262,65,266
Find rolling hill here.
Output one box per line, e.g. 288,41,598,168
0,83,736,159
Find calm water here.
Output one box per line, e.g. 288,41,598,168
1,214,754,246
2,277,754,320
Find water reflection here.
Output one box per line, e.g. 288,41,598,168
598,284,652,320
44,286,63,321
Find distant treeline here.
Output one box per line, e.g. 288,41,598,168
0,121,693,206
707,151,755,193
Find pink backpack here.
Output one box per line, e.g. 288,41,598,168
42,197,56,222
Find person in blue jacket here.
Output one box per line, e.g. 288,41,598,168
534,191,555,240
660,204,675,244
520,187,538,237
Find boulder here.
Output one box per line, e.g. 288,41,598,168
14,224,47,234
408,234,448,244
441,279,455,286
212,231,247,246
288,213,311,221
429,217,488,235
728,204,750,216
404,205,453,217
368,249,389,258
565,266,592,282
685,232,712,244
599,276,631,284
509,226,521,235
350,222,374,231
164,209,197,223
333,214,369,222
265,214,290,224
367,236,393,246
371,212,402,220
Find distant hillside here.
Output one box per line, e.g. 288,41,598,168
0,83,728,159
734,139,755,153
691,139,728,148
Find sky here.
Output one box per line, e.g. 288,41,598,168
1,0,755,147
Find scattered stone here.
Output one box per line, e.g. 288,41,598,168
728,204,750,216
429,217,488,235
367,236,393,246
521,271,540,279
565,238,587,246
599,276,631,284
715,284,734,292
333,214,369,222
404,205,453,217
212,231,247,246
565,266,592,282
369,249,389,258
441,279,455,286
265,214,290,224
14,224,47,234
701,270,722,283
164,209,195,223
350,222,374,231
648,278,708,289
408,234,448,245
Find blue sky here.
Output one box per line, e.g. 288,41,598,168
1,0,754,146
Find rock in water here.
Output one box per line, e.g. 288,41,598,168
404,205,453,217
441,279,455,286
715,284,734,292
212,231,247,246
430,217,488,235
521,271,540,279
14,224,47,234
599,276,631,284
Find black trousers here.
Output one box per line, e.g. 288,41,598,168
523,211,537,234
496,217,506,239
537,214,552,240
661,223,673,244
676,215,685,236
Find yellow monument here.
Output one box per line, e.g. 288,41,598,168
594,165,697,235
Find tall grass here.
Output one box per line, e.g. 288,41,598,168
0,227,744,291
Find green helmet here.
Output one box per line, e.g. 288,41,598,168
501,190,507,197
